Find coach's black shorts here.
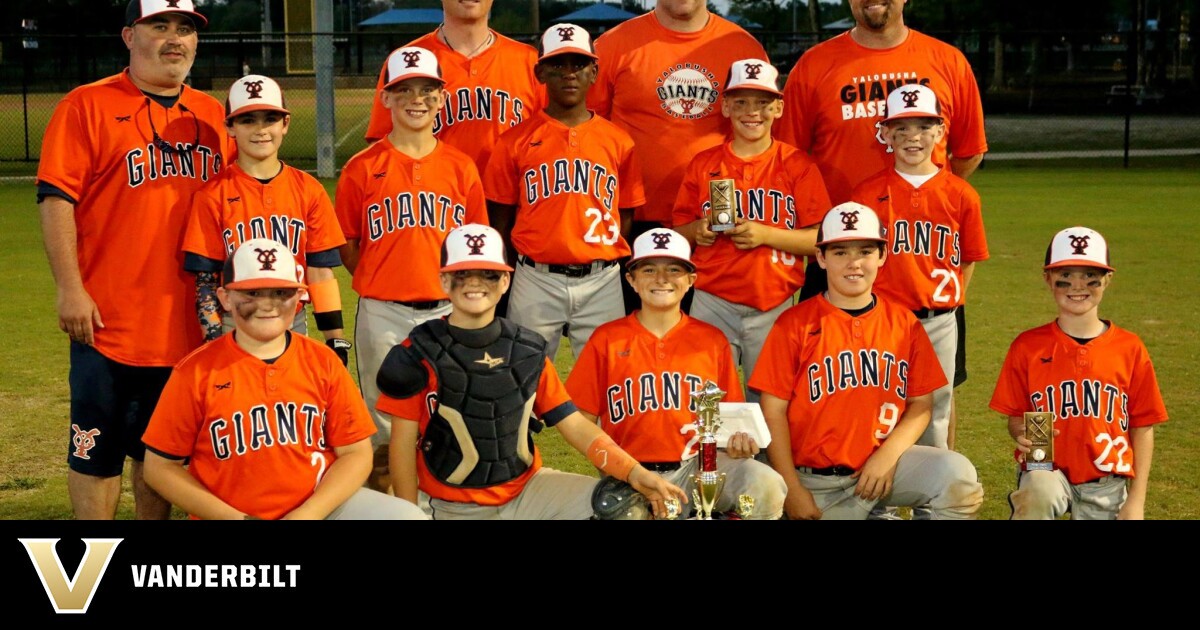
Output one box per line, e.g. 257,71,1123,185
68,342,172,477
954,305,967,387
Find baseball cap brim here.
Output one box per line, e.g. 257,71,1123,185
883,110,943,123
226,103,291,121
724,85,783,98
440,260,514,273
383,74,445,90
126,4,207,28
539,48,599,62
627,254,695,272
225,278,306,291
1043,259,1113,272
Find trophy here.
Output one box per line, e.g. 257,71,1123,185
691,381,727,519
1023,412,1054,471
707,179,737,232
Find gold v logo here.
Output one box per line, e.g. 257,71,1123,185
19,538,122,614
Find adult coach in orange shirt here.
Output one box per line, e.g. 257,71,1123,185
363,0,544,181
37,0,233,520
590,0,766,311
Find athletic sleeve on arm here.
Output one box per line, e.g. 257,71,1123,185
306,248,343,268
183,252,223,273
536,358,579,427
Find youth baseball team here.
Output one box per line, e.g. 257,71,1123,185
37,0,1168,521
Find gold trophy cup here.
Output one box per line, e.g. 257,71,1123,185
691,381,727,519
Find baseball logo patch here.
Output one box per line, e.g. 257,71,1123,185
71,424,101,460
464,233,487,255
243,80,265,99
402,50,422,68
840,211,861,230
656,63,719,120
901,89,920,108
557,26,575,41
166,0,183,8
1069,234,1090,254
255,247,278,270
743,63,763,80
651,232,672,249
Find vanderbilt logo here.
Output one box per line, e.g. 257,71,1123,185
71,424,100,460
20,538,122,614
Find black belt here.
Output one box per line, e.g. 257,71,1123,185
912,307,955,319
801,465,856,477
640,461,682,473
391,299,449,310
519,255,617,278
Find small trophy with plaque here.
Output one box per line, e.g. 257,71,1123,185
707,178,737,233
1023,412,1054,471
691,381,728,519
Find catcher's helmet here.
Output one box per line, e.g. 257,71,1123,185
591,476,649,520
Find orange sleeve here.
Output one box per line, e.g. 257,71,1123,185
463,160,491,226
617,136,646,209
958,182,989,263
37,97,89,201
747,311,800,400
364,63,390,143
142,366,203,459
947,51,988,159
563,331,605,417
716,335,746,403
671,158,704,227
534,357,575,421
333,163,364,240
324,355,378,447
775,60,812,151
182,185,230,261
989,337,1031,417
904,317,950,398
482,129,519,205
788,151,831,228
1127,344,1169,427
588,34,617,119
304,174,347,256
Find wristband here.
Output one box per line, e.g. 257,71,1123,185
586,434,636,482
308,277,342,313
314,310,344,331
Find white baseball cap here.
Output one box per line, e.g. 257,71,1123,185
724,59,782,97
882,83,942,123
816,202,888,246
539,23,599,62
1044,226,1113,272
126,0,207,28
223,238,306,291
440,225,514,273
225,75,289,120
382,46,444,90
628,228,695,271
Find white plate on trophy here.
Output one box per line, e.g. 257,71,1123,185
715,402,771,448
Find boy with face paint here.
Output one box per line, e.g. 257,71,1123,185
184,75,349,363
142,239,426,520
335,47,489,492
990,227,1167,520
375,224,687,519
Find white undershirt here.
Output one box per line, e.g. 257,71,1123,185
895,169,937,189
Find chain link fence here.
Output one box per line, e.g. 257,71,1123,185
2,28,1196,172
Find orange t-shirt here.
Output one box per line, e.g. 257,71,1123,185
851,167,988,310
364,31,545,182
775,30,988,204
37,69,233,366
748,295,947,470
989,322,1168,485
143,333,376,520
334,138,488,302
183,162,345,269
376,343,576,506
590,12,767,224
565,313,744,463
672,140,830,310
484,111,644,264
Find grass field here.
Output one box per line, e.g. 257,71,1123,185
1,163,1198,520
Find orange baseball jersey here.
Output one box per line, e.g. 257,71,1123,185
334,138,488,302
672,141,831,310
142,332,376,520
483,111,644,263
565,313,744,463
183,161,345,269
989,322,1168,485
377,347,575,506
748,294,947,470
775,30,988,204
37,69,233,366
364,31,545,180
850,167,988,310
590,13,767,224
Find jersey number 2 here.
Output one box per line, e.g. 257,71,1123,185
930,269,961,304
311,451,327,488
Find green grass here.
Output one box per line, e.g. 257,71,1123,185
2,163,1198,519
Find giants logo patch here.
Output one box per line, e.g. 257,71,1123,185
655,63,719,120
71,424,101,460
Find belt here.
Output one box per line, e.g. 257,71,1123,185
912,307,955,319
391,299,450,310
639,461,683,473
518,255,617,278
799,465,856,477
1083,474,1119,485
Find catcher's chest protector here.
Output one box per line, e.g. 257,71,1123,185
410,319,547,488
